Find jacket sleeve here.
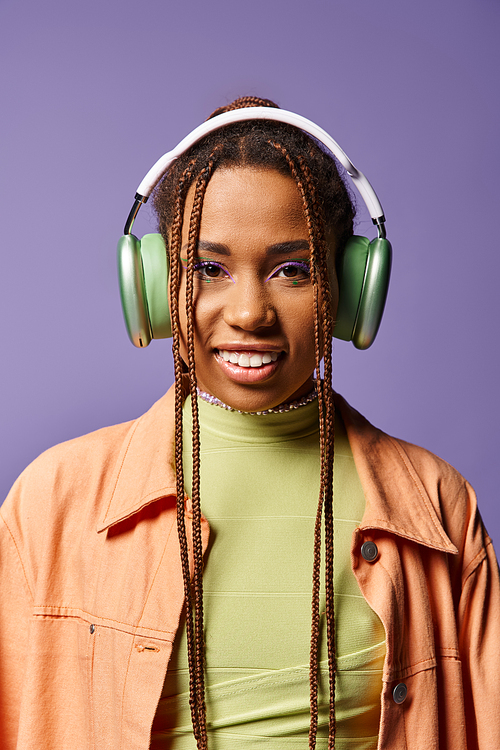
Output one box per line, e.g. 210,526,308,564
456,483,500,750
0,494,35,749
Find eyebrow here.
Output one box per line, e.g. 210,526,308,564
267,240,310,255
181,239,310,256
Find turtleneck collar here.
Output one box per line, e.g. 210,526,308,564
183,394,320,444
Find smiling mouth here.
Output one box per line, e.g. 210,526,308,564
216,349,281,368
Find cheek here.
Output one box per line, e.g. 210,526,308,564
284,296,316,354
177,285,221,363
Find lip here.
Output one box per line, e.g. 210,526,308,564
215,344,285,352
214,349,282,384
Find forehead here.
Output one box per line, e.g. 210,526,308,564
182,167,308,244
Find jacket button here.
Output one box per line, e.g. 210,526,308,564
393,683,408,704
361,541,379,562
90,624,95,634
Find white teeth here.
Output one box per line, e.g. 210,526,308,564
249,354,263,367
218,350,280,368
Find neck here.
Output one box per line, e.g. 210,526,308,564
196,386,318,416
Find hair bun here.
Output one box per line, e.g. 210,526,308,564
207,96,279,120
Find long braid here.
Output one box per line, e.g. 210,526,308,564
298,153,336,746
185,172,208,749
268,140,336,748
169,161,209,746
169,151,224,750
184,156,221,749
303,167,336,748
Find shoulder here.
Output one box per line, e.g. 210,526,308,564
389,434,476,542
1,418,137,535
336,391,467,488
1,386,176,536
23,418,134,477
335,392,482,557
389,431,469,500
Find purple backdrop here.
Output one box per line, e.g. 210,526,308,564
1,0,499,543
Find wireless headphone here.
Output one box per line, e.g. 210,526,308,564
117,107,392,350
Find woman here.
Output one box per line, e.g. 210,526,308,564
1,97,498,750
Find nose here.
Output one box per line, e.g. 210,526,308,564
223,283,277,331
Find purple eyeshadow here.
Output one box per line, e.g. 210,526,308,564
266,261,311,282
192,260,235,283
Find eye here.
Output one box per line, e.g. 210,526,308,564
196,262,223,278
267,261,311,282
191,260,233,282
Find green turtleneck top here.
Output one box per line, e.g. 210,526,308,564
150,396,385,749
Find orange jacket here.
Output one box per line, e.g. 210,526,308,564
1,386,499,749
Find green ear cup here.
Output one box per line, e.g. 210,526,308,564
334,235,392,349
140,234,171,339
117,233,171,348
334,236,370,343
352,237,392,349
117,234,151,348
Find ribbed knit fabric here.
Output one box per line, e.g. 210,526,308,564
150,397,385,749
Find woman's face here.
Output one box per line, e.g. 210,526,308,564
176,166,338,412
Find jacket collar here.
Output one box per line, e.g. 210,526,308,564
97,386,179,532
98,386,457,554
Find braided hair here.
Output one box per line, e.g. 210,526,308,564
152,96,356,750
